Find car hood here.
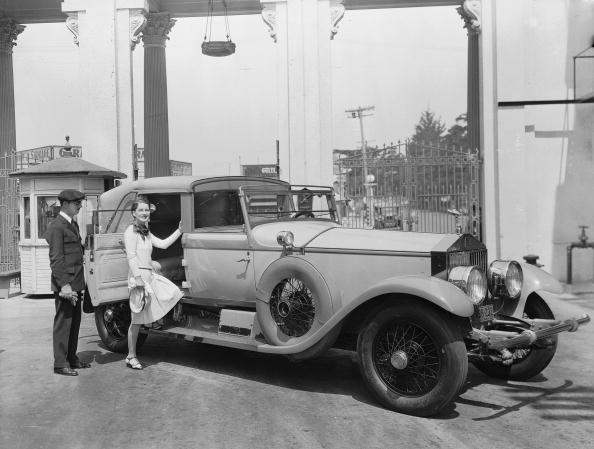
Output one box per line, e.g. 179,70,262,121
251,222,457,253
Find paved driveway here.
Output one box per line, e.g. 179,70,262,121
1,293,592,449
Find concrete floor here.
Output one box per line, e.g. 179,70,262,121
1,291,593,449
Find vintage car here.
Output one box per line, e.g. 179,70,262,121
85,175,590,417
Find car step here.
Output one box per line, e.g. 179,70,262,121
149,309,266,352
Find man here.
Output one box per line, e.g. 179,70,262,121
45,189,91,376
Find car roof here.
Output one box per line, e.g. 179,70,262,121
98,175,289,209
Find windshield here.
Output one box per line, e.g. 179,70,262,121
241,186,338,227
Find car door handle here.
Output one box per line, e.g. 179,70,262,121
236,255,251,263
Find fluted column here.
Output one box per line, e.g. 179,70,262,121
0,18,24,164
458,0,481,153
0,18,24,270
142,12,175,178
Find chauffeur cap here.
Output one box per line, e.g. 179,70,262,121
57,189,85,202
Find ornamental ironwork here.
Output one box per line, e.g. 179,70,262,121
334,140,482,237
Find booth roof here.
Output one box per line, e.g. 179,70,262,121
9,157,127,179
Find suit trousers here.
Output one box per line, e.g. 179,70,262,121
53,291,82,369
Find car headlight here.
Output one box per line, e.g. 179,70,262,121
448,266,488,304
276,231,294,248
487,260,523,299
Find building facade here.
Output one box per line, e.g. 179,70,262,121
1,0,593,282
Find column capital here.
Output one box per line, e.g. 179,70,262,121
0,18,25,54
457,0,481,34
141,12,176,47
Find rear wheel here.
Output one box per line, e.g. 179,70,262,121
95,302,147,353
357,302,467,417
472,295,558,380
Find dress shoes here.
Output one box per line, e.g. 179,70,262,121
54,367,78,376
70,361,91,369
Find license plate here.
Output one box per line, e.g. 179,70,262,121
478,304,494,322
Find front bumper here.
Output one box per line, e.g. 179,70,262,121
469,313,591,350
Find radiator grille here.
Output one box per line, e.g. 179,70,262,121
447,249,487,274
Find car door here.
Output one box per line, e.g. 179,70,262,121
85,192,137,306
183,189,256,307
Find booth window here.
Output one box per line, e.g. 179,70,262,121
37,196,60,238
23,196,31,239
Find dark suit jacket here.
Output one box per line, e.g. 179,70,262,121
44,214,85,292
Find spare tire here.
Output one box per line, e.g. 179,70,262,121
256,257,335,346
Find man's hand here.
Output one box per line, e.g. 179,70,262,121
59,284,77,306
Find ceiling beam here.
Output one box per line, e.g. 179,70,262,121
1,0,460,24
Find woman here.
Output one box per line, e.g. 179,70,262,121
124,199,183,370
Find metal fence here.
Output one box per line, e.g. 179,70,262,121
0,150,20,273
334,140,481,237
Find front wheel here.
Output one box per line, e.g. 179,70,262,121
357,302,468,417
95,302,147,353
472,295,558,380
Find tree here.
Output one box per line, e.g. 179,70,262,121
408,109,446,157
443,113,469,151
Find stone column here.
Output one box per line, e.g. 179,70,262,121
261,0,344,185
0,18,24,165
61,0,147,180
141,12,175,178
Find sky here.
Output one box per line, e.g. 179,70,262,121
12,5,467,175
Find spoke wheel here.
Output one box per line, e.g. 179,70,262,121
373,321,440,396
270,278,316,337
358,301,467,417
95,302,147,353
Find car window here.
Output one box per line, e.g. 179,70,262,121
103,192,137,233
194,190,244,229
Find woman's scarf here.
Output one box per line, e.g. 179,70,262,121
133,222,149,240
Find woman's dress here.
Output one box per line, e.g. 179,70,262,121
124,225,183,325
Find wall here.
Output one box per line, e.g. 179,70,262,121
495,0,594,282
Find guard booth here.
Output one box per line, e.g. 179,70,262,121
9,155,125,295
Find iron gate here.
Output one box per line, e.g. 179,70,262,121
0,150,20,273
334,141,481,237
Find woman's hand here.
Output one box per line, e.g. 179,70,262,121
178,221,183,234
134,275,145,287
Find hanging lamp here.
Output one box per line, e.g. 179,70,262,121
202,0,236,57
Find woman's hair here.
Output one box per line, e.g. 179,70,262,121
131,199,149,214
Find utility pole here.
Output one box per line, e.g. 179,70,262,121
346,105,375,227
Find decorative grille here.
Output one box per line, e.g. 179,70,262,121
334,140,482,237
0,150,20,273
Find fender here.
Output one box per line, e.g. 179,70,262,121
503,263,566,318
255,275,474,356
350,275,475,318
529,289,589,322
